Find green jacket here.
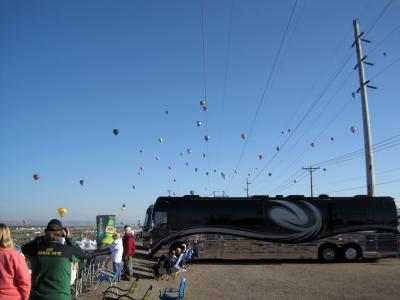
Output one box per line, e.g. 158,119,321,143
22,237,85,300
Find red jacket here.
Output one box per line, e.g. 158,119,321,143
122,233,136,258
0,248,31,300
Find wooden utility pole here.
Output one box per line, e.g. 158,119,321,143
352,19,376,196
302,166,320,197
244,178,251,198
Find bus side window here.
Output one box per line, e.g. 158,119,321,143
154,211,168,228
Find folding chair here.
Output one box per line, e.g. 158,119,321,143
103,277,139,299
102,284,153,300
96,262,123,293
160,276,186,300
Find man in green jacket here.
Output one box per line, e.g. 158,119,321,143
22,219,85,300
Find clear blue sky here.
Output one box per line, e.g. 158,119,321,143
1,0,399,225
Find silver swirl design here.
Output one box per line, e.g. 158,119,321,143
267,200,322,241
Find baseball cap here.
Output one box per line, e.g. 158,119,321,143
46,219,64,231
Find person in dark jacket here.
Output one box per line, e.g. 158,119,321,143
21,219,85,300
122,225,136,280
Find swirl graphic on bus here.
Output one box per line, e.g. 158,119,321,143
267,200,322,241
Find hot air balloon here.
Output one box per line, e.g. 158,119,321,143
221,172,226,180
158,137,164,143
205,172,209,176
234,169,238,174
165,110,169,115
137,172,141,176
204,135,210,142
323,168,327,171
197,121,202,127
214,169,217,173
168,166,172,170
185,162,189,166
202,106,208,112
258,154,263,160
287,128,292,133
139,166,144,172
58,208,67,218
200,100,206,107
293,179,297,183
132,185,136,189
194,167,198,172
139,149,143,153
383,52,388,57
248,173,251,177
310,142,315,148
241,133,247,140
173,178,177,182
79,180,84,186
276,146,280,152
155,156,160,160
350,126,356,134
121,204,126,211
330,137,334,141
187,149,191,154
33,174,40,181
268,172,272,176
352,92,356,98
202,153,206,158
281,130,284,134
113,129,119,136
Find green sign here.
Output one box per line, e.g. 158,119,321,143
96,215,116,248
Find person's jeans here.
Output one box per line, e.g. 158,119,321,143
123,256,133,278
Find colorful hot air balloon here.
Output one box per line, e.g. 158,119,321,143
168,166,172,170
241,133,247,140
57,208,67,218
155,156,160,160
268,172,272,176
132,185,136,189
113,129,119,136
276,146,280,152
158,137,164,143
310,142,315,148
258,154,263,160
79,180,84,186
204,135,210,142
350,126,356,134
330,137,334,141
33,174,40,181
139,166,144,172
323,168,327,171
202,106,208,112
200,100,206,107
187,149,191,154
197,121,202,127
202,153,206,158
194,167,198,172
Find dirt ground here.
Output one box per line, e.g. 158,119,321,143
79,248,400,300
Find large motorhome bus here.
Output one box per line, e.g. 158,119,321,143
144,195,399,261
142,204,154,249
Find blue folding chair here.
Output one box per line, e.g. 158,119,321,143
160,276,186,300
97,262,123,289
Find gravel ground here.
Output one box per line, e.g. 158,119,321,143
79,249,400,300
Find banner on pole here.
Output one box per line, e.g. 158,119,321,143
96,215,116,248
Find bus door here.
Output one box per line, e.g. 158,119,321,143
153,210,169,244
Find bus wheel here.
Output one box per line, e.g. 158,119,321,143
342,244,361,261
319,244,338,262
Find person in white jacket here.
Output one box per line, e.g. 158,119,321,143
109,233,123,273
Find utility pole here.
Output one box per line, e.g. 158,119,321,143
244,178,251,198
352,19,376,196
302,166,320,197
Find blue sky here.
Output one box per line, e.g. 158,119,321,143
1,0,399,225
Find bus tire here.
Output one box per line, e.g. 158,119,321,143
342,244,362,261
319,244,339,262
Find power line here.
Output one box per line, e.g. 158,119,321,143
224,0,299,193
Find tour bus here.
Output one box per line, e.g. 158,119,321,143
144,194,399,262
